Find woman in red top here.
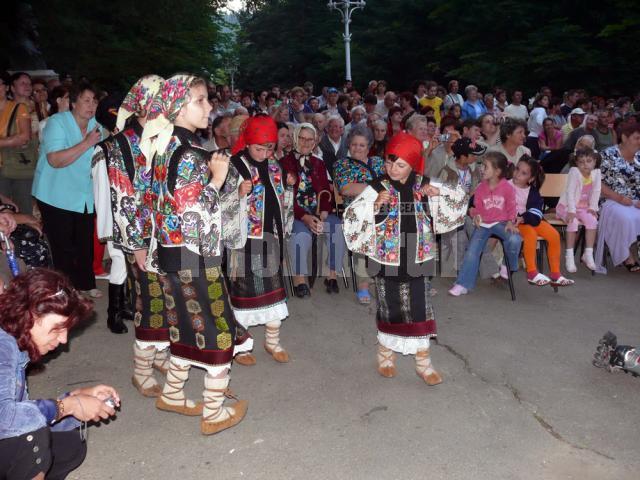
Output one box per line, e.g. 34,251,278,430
280,123,346,298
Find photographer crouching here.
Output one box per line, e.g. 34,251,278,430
0,268,120,479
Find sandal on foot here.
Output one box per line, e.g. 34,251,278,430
356,289,371,305
624,262,640,272
264,343,290,363
527,273,551,286
550,275,575,287
132,376,162,398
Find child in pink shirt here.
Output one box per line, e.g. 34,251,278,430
449,151,522,296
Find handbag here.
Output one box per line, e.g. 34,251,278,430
0,103,39,180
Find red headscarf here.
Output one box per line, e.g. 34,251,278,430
386,132,424,173
231,115,278,155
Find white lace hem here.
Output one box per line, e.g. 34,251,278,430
169,355,232,376
377,331,435,356
233,337,255,356
233,302,288,328
134,339,170,351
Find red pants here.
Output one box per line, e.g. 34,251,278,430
518,221,561,275
93,218,106,275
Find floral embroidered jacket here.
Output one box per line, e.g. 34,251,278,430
229,152,294,240
343,173,466,269
151,127,246,269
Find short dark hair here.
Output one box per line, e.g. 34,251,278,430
570,148,601,169
499,117,527,143
364,94,377,105
69,81,97,104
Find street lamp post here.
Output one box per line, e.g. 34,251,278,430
327,1,366,82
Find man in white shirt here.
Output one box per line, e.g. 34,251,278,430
503,90,529,120
216,84,240,116
375,91,397,120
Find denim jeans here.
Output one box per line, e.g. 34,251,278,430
455,222,522,290
289,215,346,276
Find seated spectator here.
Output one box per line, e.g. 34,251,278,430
495,88,509,113
596,123,640,272
399,91,417,125
334,125,385,303
318,115,347,178
387,106,403,137
488,117,531,165
0,268,119,480
281,124,346,298
478,113,500,147
274,121,292,160
447,103,462,121
593,110,617,151
461,85,487,120
375,91,397,120
547,97,566,128
344,105,366,136
538,117,563,159
369,119,388,158
561,107,586,142
363,94,377,117
425,116,462,178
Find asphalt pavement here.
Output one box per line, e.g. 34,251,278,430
29,264,639,480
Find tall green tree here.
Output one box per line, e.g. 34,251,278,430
30,0,226,91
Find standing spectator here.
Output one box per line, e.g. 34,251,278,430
255,90,269,114
461,85,487,120
38,86,69,139
369,119,388,158
548,97,566,128
363,94,377,117
318,115,348,178
495,89,509,113
375,91,397,119
0,73,33,214
614,97,631,120
366,80,378,97
443,79,464,111
9,73,38,140
32,79,49,123
274,121,292,160
525,94,549,158
288,86,308,124
344,105,366,136
412,80,427,104
386,106,403,138
217,85,239,115
399,92,417,125
593,110,618,151
31,83,102,297
560,90,579,118
503,90,529,120
203,114,231,153
419,81,444,126
319,87,347,122
375,80,387,103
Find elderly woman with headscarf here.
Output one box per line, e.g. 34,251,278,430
91,75,174,398
226,115,295,366
281,123,346,297
333,125,384,304
145,74,251,436
343,132,467,385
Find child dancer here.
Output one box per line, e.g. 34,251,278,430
511,155,574,286
449,151,522,296
556,148,601,271
343,132,467,385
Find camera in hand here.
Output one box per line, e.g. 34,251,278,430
438,133,451,142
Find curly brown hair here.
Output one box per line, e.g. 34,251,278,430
0,268,92,361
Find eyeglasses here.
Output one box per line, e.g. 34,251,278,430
298,136,315,143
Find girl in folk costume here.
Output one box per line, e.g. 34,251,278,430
343,132,468,385
144,74,251,435
92,75,173,398
226,115,295,366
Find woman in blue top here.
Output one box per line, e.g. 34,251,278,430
32,83,102,296
0,268,119,480
461,85,487,121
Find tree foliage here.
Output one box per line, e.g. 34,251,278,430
28,0,226,91
237,0,640,95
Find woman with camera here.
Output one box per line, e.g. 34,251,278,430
0,268,120,479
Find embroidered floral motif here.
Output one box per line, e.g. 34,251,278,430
296,168,317,214
375,180,401,264
245,157,287,239
334,156,385,207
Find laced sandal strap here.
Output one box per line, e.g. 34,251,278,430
377,346,395,368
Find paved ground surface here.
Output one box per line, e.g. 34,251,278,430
30,264,639,480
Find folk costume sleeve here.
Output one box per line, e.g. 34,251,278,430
91,143,114,241
342,185,379,258
219,162,248,250
171,147,223,258
427,182,468,234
